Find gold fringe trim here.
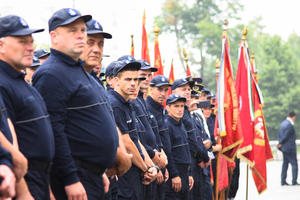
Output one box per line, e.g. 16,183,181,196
251,166,267,194
221,138,243,162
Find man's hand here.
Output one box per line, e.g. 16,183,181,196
156,170,164,184
212,144,222,152
164,169,169,182
64,181,87,200
188,176,194,191
143,167,157,185
205,159,211,168
198,161,206,168
152,152,165,169
203,140,211,150
0,165,16,199
277,144,283,148
171,176,182,192
188,100,199,112
102,173,110,194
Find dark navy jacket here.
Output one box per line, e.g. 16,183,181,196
0,94,13,143
33,49,119,185
165,115,191,178
146,96,171,156
278,119,297,153
132,92,158,158
0,60,55,162
182,106,209,163
107,90,144,159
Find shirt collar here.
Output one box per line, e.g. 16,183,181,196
50,48,85,67
167,115,182,126
147,96,163,111
0,59,25,79
111,90,130,106
287,117,294,125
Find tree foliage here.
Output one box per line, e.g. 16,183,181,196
156,0,300,139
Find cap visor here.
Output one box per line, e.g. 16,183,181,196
87,30,112,39
140,66,158,72
151,83,171,87
138,77,146,81
11,28,44,36
60,15,92,27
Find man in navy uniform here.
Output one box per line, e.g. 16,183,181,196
0,15,55,199
33,8,120,200
108,59,158,199
278,111,299,185
165,94,193,200
132,59,167,200
147,75,173,199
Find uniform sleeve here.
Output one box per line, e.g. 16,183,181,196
0,143,13,169
33,73,79,186
112,107,130,134
278,122,292,144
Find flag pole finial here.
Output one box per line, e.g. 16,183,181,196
251,49,254,60
242,26,248,40
183,48,188,63
154,24,160,39
223,19,229,31
216,59,220,79
131,34,134,45
143,9,146,25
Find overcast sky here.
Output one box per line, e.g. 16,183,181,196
1,0,299,78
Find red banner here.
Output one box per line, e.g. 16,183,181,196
141,10,150,64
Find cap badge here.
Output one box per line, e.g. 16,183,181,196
33,56,38,62
162,77,166,82
94,21,101,30
19,17,28,27
67,8,77,16
174,94,179,97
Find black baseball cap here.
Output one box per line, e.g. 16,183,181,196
171,77,193,91
34,49,50,59
86,19,112,39
136,60,157,72
166,94,186,105
48,8,91,32
105,61,118,77
30,56,41,67
113,60,141,77
150,75,172,87
0,15,44,38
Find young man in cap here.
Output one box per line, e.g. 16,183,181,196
131,59,167,200
108,59,157,200
146,75,173,200
34,49,50,64
171,78,210,168
165,94,193,200
0,15,55,199
33,8,119,200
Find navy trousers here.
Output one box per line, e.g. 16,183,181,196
281,151,298,184
51,167,104,200
117,166,143,200
25,169,50,200
165,164,189,200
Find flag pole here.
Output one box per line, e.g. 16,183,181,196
182,48,190,75
130,34,134,57
242,26,249,200
215,59,221,200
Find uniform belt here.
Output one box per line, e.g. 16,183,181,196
28,159,52,174
73,158,106,176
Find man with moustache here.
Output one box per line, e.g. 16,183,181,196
33,8,119,200
0,15,55,199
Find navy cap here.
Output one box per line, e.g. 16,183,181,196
166,94,186,105
86,19,112,39
105,61,118,77
150,75,171,87
0,15,44,38
48,8,92,32
117,55,135,62
30,56,41,67
34,49,50,59
197,100,214,108
191,77,204,95
113,60,141,77
191,90,201,97
171,77,193,91
136,59,157,72
201,87,211,95
208,92,216,99
102,54,110,57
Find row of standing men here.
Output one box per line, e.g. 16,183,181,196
0,7,226,200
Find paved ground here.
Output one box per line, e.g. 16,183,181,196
235,161,300,200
